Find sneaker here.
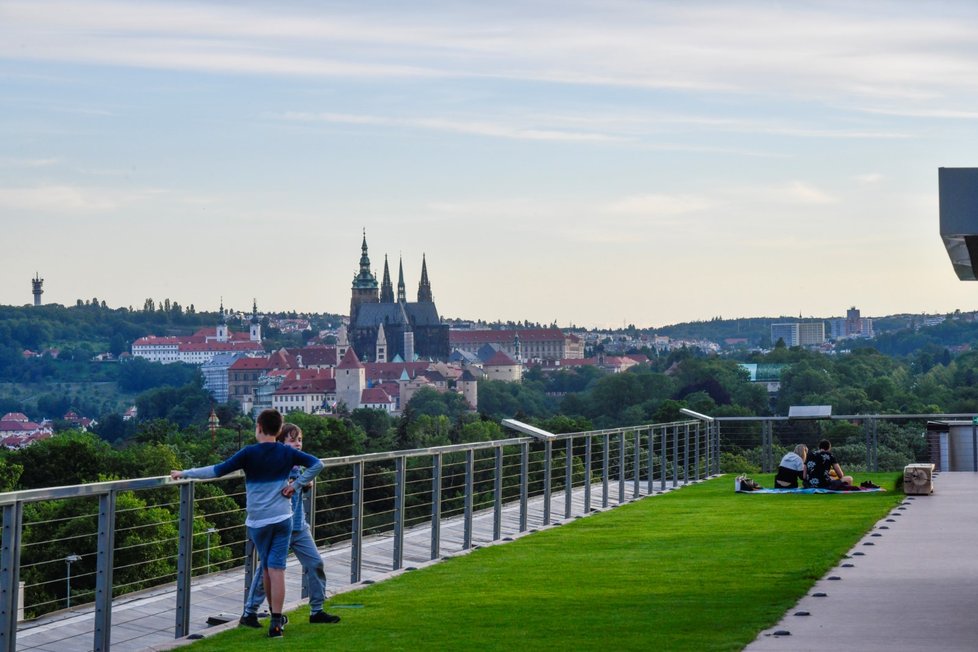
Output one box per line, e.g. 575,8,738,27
281,614,288,628
239,614,261,628
860,481,880,489
268,621,284,638
309,611,341,624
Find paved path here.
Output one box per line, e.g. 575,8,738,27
746,471,978,652
15,476,687,651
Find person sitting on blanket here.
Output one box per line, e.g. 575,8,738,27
804,439,854,490
774,444,808,489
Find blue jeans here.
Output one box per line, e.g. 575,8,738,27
243,525,326,615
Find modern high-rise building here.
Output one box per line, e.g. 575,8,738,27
771,321,825,347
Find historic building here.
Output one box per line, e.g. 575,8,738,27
132,300,265,364
348,233,450,362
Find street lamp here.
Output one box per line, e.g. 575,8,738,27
205,528,217,572
64,554,81,608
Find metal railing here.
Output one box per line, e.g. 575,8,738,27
713,413,975,473
0,417,714,652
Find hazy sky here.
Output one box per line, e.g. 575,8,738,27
4,1,978,328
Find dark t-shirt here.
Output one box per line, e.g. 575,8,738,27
805,449,837,488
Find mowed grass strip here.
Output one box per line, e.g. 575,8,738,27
184,474,902,652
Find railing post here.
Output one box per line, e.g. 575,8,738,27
584,436,592,513
1,502,23,652
174,483,193,640
660,426,667,491
872,418,880,472
602,434,610,508
694,423,701,481
493,447,503,540
647,428,655,493
683,423,690,484
714,421,721,475
431,454,442,560
393,456,406,570
519,443,528,532
243,537,256,607
618,432,626,503
350,461,363,583
633,430,640,498
463,450,474,549
672,425,679,488
94,491,116,652
564,438,573,519
301,479,315,601
543,440,552,525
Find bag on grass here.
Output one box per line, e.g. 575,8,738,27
736,475,761,492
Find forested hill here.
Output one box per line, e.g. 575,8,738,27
652,313,977,350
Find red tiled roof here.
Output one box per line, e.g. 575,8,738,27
179,341,264,353
363,362,430,382
0,420,42,432
361,387,394,404
229,356,276,371
338,348,363,369
449,328,568,344
274,377,336,395
2,413,29,422
485,351,517,366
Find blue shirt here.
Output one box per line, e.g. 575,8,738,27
181,442,323,528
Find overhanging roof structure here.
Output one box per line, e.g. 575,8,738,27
939,167,978,280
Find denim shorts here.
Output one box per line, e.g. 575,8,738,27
248,518,292,570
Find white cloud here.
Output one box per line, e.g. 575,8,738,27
0,185,160,213
854,173,884,185
283,111,622,142
606,194,714,216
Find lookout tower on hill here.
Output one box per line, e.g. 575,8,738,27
32,273,43,306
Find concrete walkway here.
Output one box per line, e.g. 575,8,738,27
746,472,978,652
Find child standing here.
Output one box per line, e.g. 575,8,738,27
170,409,323,638
240,423,340,627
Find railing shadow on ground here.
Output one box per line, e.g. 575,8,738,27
0,417,717,652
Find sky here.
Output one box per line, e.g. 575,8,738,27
5,1,978,329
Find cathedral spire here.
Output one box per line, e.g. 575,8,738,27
417,254,433,303
397,255,406,303
380,255,394,303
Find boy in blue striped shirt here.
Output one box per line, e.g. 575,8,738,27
171,409,323,638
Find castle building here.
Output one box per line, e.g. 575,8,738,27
348,234,450,362
132,300,264,364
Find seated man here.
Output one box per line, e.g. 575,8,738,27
804,439,853,490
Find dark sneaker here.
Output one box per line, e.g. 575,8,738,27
309,611,341,624
268,621,284,638
861,481,880,489
239,614,261,628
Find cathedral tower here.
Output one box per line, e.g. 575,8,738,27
397,256,406,303
380,255,394,303
417,254,433,303
350,231,379,325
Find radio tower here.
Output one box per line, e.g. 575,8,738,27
32,273,44,306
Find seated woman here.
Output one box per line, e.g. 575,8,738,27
774,444,808,489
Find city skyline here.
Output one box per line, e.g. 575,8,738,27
5,1,978,328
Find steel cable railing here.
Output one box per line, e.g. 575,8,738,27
0,418,710,652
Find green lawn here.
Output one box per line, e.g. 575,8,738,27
184,474,903,652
